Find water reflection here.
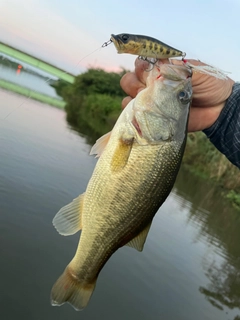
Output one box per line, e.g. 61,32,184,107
0,54,60,98
66,116,107,146
175,169,240,314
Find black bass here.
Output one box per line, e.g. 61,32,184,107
111,33,185,59
51,63,192,311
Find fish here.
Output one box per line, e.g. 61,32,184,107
110,33,185,59
51,63,192,311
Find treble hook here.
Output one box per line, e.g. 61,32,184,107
181,52,186,60
138,56,158,65
102,39,113,48
137,56,158,72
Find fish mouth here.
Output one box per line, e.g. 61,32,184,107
111,34,122,46
110,34,125,52
132,116,142,136
110,34,118,41
159,64,192,81
149,64,192,87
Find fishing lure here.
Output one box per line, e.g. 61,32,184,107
103,33,229,80
109,33,185,60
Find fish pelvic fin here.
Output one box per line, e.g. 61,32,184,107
51,266,96,311
53,193,84,236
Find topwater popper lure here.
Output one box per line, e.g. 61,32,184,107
109,33,186,62
103,33,229,79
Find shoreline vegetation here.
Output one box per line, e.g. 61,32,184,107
53,68,240,211
0,79,65,108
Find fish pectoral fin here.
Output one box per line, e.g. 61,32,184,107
90,131,112,158
125,220,152,252
110,137,134,173
52,193,84,236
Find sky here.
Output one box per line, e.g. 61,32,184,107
0,0,240,80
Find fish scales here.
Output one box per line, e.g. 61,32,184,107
71,141,185,279
51,63,192,310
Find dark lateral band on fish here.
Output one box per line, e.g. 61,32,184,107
110,33,186,60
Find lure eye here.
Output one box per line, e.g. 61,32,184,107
121,34,129,42
178,90,191,104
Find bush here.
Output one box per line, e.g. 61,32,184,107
57,68,126,137
78,93,121,136
183,132,240,193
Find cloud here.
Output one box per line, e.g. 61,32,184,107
0,0,128,73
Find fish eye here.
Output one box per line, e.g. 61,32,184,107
178,90,190,104
121,34,129,42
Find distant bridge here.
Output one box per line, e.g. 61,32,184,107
0,42,75,84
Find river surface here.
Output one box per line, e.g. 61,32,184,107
1,87,240,319
0,55,60,99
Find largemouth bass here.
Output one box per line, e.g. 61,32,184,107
111,33,185,59
51,63,192,311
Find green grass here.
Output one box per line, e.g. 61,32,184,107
183,132,240,210
226,190,240,211
0,79,66,108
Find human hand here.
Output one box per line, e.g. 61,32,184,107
120,58,235,132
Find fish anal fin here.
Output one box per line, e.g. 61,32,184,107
53,193,84,236
51,266,96,311
90,131,112,158
126,221,152,252
110,137,134,173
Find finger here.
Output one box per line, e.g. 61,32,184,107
168,59,185,66
121,96,132,109
120,72,146,98
184,59,207,66
188,105,223,132
134,58,149,84
191,76,235,107
170,59,206,66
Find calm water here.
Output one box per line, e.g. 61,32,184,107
1,87,240,320
0,56,61,99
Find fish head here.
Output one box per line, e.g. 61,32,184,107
111,33,141,55
130,64,192,144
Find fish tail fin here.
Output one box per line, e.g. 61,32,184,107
51,267,96,311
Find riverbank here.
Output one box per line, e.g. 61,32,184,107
0,79,66,108
183,132,240,210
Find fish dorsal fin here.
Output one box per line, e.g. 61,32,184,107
111,138,134,173
90,131,112,158
53,193,84,236
126,220,152,252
